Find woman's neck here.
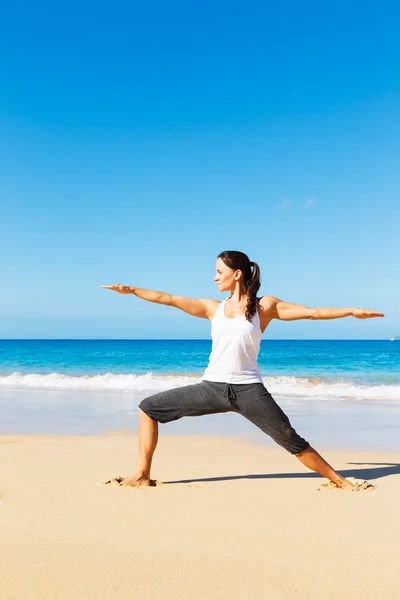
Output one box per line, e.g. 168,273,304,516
229,285,248,304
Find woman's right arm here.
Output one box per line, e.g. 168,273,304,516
101,284,219,320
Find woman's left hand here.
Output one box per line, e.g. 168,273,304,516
352,308,384,319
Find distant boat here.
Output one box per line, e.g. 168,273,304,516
390,336,400,341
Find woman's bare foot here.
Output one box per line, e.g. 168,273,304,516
120,475,157,487
335,476,356,490
319,476,375,491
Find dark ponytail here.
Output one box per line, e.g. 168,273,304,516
217,251,261,322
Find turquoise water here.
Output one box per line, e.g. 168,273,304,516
0,340,399,446
0,340,399,399
1,339,399,378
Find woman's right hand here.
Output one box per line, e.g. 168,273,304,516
101,284,133,294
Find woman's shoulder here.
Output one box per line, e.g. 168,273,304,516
257,296,279,311
201,298,221,308
200,298,221,319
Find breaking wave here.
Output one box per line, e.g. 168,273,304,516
0,372,399,402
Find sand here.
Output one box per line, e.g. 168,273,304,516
1,432,399,599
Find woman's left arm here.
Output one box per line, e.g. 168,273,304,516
262,296,384,321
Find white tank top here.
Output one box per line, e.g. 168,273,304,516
202,297,263,384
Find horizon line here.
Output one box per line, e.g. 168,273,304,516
0,338,392,342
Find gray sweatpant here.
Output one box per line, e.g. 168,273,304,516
139,380,310,455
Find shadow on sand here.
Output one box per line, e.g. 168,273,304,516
164,463,400,485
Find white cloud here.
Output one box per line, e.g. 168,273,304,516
304,197,316,209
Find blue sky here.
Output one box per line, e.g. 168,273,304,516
1,1,399,339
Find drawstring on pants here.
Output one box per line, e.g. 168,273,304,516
223,383,239,410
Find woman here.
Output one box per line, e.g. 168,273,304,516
102,250,383,490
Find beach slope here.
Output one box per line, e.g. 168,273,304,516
1,433,399,599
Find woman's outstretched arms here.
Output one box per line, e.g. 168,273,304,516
260,296,384,323
101,284,219,320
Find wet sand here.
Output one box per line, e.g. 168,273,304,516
1,388,400,451
1,432,399,599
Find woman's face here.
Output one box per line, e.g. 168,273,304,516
214,258,241,292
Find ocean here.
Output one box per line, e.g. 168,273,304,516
0,339,399,448
0,339,399,399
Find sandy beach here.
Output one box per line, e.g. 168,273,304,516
1,432,399,599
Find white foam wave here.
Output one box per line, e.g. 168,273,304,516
263,376,400,401
0,372,399,401
0,372,201,393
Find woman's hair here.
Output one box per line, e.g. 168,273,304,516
218,250,261,322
